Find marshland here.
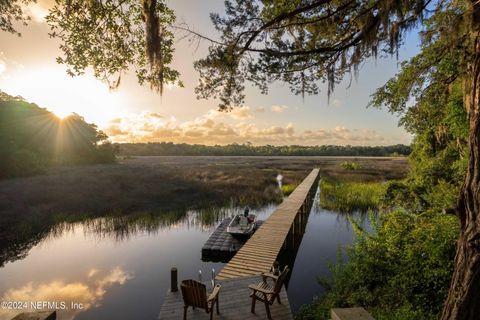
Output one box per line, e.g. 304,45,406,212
0,155,407,319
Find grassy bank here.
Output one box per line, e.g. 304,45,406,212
319,179,385,212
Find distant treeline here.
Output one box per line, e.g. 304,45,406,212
0,91,116,179
117,142,411,157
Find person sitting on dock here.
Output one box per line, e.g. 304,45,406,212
244,206,255,223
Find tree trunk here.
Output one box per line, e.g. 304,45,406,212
441,5,480,319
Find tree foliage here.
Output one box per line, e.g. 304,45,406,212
46,0,182,92
370,17,469,213
2,0,182,93
0,91,116,178
0,0,34,35
193,0,471,109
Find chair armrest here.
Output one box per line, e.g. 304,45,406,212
261,272,279,282
207,284,221,301
248,284,274,294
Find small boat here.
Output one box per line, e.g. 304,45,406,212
227,208,256,237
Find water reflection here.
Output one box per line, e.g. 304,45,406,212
0,267,133,320
47,206,273,243
0,205,274,267
0,205,276,320
0,190,366,319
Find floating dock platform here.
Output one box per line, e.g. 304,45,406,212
202,218,264,262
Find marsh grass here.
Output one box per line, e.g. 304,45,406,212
319,179,385,212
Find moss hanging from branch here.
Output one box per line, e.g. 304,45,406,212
142,0,164,94
46,0,180,95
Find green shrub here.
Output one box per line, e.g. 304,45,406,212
381,180,426,212
281,184,296,196
340,161,363,171
296,210,459,320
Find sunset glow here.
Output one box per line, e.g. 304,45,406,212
1,65,127,126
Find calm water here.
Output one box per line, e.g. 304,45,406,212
0,189,366,319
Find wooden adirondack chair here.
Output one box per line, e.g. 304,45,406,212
248,266,290,319
180,279,221,320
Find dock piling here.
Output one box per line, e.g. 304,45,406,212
170,267,178,292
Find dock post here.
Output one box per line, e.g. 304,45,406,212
170,267,178,292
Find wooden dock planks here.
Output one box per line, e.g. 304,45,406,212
216,168,320,280
159,275,293,320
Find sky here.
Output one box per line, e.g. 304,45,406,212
0,0,420,146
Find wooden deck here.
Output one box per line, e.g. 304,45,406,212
159,275,293,320
216,168,320,280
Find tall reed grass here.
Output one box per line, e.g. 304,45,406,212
319,179,385,212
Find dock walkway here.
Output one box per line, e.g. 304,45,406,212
216,168,319,280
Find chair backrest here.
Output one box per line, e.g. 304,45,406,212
273,266,290,294
181,279,208,309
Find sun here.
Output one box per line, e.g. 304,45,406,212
51,108,73,119
2,64,127,127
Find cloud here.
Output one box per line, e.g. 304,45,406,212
271,105,288,113
229,106,253,120
104,109,401,146
0,267,133,320
0,52,25,79
203,106,253,120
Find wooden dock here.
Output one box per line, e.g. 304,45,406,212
159,275,293,320
159,169,319,319
216,168,320,280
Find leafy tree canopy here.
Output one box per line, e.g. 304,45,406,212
193,0,475,110
1,0,182,93
0,0,33,34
